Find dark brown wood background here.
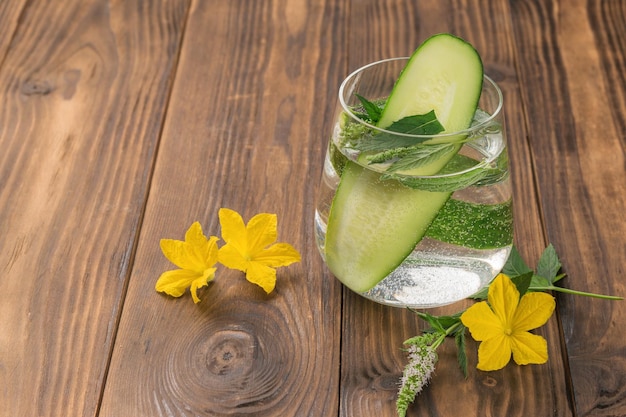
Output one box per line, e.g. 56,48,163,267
0,0,624,416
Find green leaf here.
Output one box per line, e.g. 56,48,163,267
416,311,446,333
352,133,421,152
511,271,533,297
353,111,445,152
502,246,533,277
383,110,444,135
364,143,454,167
355,94,383,123
455,327,468,378
379,152,508,193
415,311,463,334
434,314,463,330
537,244,561,284
529,274,552,289
386,144,457,172
469,286,489,300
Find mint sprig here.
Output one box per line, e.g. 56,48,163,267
383,163,505,192
368,143,457,173
398,244,621,416
382,111,445,137
471,244,623,300
413,311,468,377
355,94,383,123
352,110,444,151
348,95,449,167
345,94,501,191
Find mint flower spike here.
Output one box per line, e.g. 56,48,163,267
397,333,439,417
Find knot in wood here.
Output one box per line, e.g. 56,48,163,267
21,78,54,96
482,376,498,387
205,329,256,377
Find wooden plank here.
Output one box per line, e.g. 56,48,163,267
339,0,572,415
0,0,189,415
99,0,345,415
510,0,626,414
0,0,27,63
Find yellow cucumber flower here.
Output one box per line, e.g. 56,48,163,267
155,221,219,303
461,273,556,371
217,208,301,294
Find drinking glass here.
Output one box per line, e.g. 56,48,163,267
314,57,513,308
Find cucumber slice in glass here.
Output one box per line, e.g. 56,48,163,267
325,34,484,293
325,161,450,292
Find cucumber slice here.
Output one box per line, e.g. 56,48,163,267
325,33,483,292
378,33,484,134
325,161,450,292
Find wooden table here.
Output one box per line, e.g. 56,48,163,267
1,0,624,415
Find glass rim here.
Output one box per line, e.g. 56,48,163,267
338,57,504,139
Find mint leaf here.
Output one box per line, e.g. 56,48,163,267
384,163,505,192
365,143,454,168
529,274,551,288
469,286,488,300
383,110,444,136
353,133,427,152
537,244,561,284
355,94,383,123
455,327,468,378
386,144,456,172
503,246,533,277
378,152,508,193
415,311,463,334
416,311,446,333
344,106,507,192
511,271,533,297
364,145,425,164
353,111,445,152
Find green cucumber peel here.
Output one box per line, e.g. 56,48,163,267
324,161,451,293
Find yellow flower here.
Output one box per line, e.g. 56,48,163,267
155,221,219,303
217,208,301,294
460,273,556,371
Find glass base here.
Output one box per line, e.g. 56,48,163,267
316,210,510,308
358,244,510,308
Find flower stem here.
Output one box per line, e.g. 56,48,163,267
431,320,463,349
532,285,623,300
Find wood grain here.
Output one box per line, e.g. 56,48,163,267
99,0,345,415
0,0,27,65
1,0,625,415
510,0,626,415
0,0,189,415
